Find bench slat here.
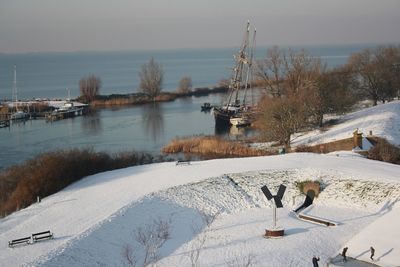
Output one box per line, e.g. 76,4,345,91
8,237,31,247
10,237,31,243
32,230,51,236
33,235,52,241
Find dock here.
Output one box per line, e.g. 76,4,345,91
1,100,89,123
45,107,85,122
0,119,10,128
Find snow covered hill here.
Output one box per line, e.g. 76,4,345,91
293,100,400,147
1,101,400,267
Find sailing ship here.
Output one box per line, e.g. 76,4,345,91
213,21,256,127
10,65,29,120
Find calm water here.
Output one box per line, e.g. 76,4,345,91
0,95,229,169
0,44,380,170
0,44,377,100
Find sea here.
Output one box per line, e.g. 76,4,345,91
0,44,380,170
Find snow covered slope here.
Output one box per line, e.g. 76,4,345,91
1,101,400,266
1,153,400,266
293,100,400,146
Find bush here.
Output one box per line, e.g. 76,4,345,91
294,145,314,153
0,148,156,217
368,138,400,164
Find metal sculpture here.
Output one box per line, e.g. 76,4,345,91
261,184,286,238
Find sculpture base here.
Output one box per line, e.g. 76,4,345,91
264,227,284,238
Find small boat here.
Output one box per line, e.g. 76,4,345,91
46,101,84,121
10,110,29,120
201,102,212,111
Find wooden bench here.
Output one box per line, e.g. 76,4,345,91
176,160,191,166
32,230,53,242
8,236,31,247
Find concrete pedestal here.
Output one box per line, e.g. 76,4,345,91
264,227,284,238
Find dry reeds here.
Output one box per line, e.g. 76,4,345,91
91,94,150,107
162,136,266,157
90,93,177,107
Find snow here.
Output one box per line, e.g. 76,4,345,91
1,101,400,267
343,201,400,267
292,100,400,147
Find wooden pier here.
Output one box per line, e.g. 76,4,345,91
0,113,10,128
0,119,10,128
45,107,85,122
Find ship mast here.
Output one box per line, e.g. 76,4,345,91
12,65,18,111
225,20,254,110
243,27,256,106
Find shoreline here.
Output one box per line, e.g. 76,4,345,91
0,85,229,112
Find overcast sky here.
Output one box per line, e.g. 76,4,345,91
1,0,399,53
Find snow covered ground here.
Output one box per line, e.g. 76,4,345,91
1,101,400,267
292,100,400,146
1,153,400,266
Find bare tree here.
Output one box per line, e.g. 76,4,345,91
256,48,325,147
178,76,193,94
122,244,137,266
347,45,400,105
258,95,306,149
79,75,101,102
256,46,286,97
312,66,357,126
134,217,171,266
188,232,207,267
122,217,172,267
139,58,164,100
186,210,220,267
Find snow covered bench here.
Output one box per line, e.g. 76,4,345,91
32,230,53,242
8,236,31,247
176,160,191,166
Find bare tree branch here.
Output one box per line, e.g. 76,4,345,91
139,58,164,100
79,75,101,102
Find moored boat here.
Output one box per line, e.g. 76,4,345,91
10,65,29,121
201,102,212,112
213,21,256,127
46,101,85,121
10,110,29,120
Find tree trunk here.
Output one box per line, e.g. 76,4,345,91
317,114,324,128
284,135,291,150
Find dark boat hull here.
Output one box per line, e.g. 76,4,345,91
213,107,234,127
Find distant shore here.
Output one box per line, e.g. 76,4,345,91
0,85,229,119
86,86,229,107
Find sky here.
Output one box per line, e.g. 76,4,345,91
0,0,400,53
